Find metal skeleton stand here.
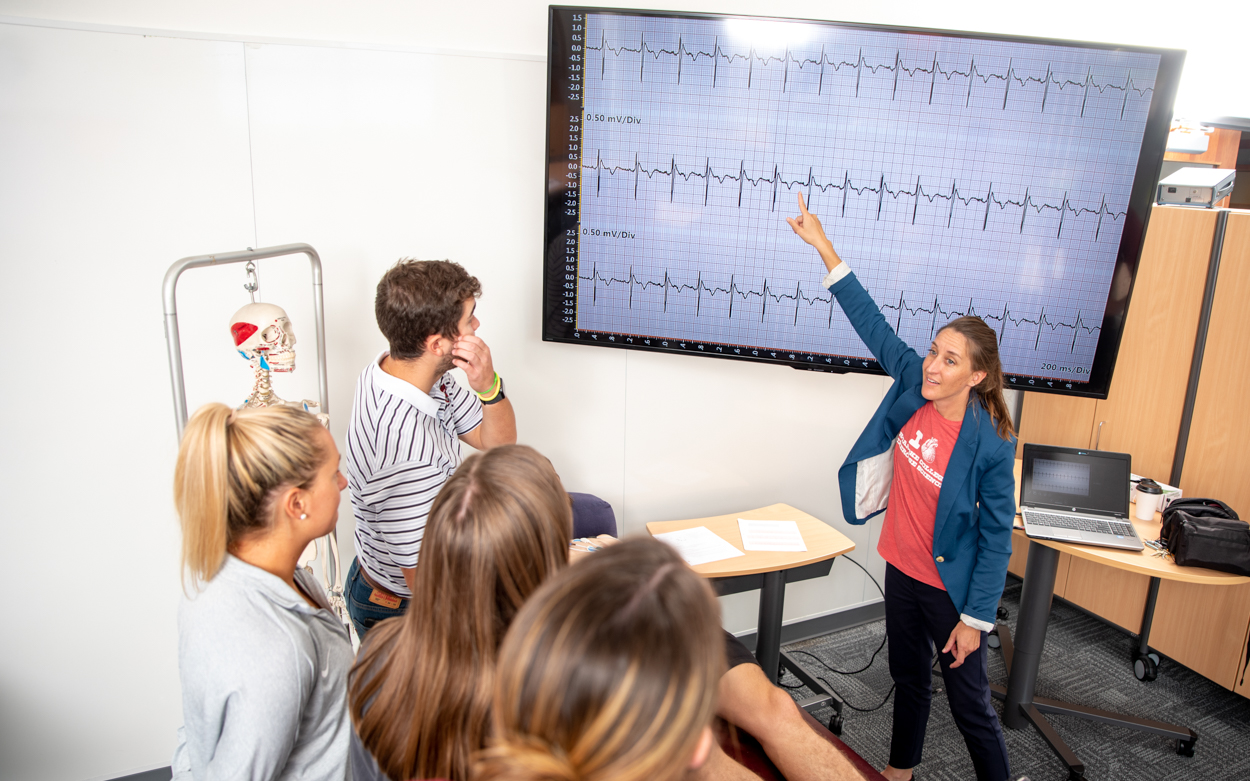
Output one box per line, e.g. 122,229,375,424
162,244,347,625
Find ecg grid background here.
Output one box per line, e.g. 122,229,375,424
572,13,1162,383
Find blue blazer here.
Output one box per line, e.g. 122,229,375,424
830,272,1016,626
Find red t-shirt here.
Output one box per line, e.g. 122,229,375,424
877,401,964,591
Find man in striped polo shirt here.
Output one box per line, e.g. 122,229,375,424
344,259,516,639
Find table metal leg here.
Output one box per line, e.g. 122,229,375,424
995,541,1199,776
779,651,848,734
756,569,786,683
1133,577,1163,681
1004,542,1060,730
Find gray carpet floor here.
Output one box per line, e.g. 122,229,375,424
781,578,1250,780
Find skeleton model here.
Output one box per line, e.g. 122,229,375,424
229,300,343,626
228,302,328,425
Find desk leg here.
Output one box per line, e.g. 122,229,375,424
1003,541,1059,731
996,542,1199,777
756,570,786,683
1133,577,1162,681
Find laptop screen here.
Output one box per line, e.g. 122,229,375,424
1021,444,1131,517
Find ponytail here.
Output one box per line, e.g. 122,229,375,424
174,402,326,588
939,317,1016,441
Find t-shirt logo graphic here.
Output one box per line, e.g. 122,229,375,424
921,437,939,464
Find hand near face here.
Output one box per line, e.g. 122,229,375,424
451,334,497,394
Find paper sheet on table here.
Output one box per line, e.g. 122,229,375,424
738,519,807,552
653,526,746,566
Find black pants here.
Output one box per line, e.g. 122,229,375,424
885,563,1010,781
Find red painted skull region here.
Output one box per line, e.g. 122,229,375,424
228,302,327,426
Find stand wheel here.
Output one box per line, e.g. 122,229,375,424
987,631,1001,649
997,605,1010,620
828,713,845,736
1177,736,1197,757
1133,654,1158,682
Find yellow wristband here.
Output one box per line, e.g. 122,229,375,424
476,373,502,401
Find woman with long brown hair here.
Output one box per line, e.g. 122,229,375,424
349,444,572,781
474,538,724,781
170,403,352,781
788,194,1015,781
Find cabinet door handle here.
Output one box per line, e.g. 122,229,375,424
1095,421,1104,450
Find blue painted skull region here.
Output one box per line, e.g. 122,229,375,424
228,301,328,426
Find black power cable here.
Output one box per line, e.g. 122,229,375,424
780,554,940,714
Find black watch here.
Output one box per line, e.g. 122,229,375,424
481,376,506,405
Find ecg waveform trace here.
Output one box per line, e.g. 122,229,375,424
580,264,1102,353
586,151,1124,239
546,9,1177,394
588,30,1153,119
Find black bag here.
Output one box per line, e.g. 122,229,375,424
1160,498,1250,577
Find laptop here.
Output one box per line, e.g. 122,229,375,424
1020,443,1144,551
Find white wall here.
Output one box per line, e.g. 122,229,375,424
0,2,1244,780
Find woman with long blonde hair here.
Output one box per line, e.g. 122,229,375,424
474,537,724,781
349,444,572,781
170,403,352,781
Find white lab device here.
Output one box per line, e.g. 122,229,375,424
1157,167,1236,207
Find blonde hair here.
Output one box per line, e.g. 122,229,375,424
173,402,327,587
350,445,573,781
474,538,725,781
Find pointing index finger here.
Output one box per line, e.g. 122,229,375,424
797,192,809,215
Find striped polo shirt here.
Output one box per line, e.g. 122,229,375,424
346,353,483,596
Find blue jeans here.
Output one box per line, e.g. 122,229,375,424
885,563,1010,781
345,558,408,642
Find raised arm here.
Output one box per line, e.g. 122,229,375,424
786,193,920,381
452,334,516,450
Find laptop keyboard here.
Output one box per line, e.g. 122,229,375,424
1026,511,1136,538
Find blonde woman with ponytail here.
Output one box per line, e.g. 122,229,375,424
170,403,352,781
474,538,723,781
789,195,1015,781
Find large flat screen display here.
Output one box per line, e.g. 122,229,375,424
543,7,1183,397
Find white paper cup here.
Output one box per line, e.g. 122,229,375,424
1135,489,1164,521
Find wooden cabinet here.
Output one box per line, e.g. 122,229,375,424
1016,206,1217,480
1152,580,1250,690
1175,211,1250,514
1015,206,1250,695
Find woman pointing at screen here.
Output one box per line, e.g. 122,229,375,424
788,193,1016,781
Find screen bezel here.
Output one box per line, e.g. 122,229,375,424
1021,443,1133,517
542,5,1185,399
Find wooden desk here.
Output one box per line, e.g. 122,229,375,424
647,503,856,733
1002,461,1249,777
646,503,854,578
1011,459,1250,586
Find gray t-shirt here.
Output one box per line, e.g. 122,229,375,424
172,555,354,781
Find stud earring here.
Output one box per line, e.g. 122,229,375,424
300,513,308,520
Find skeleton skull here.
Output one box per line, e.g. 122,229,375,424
229,302,297,372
